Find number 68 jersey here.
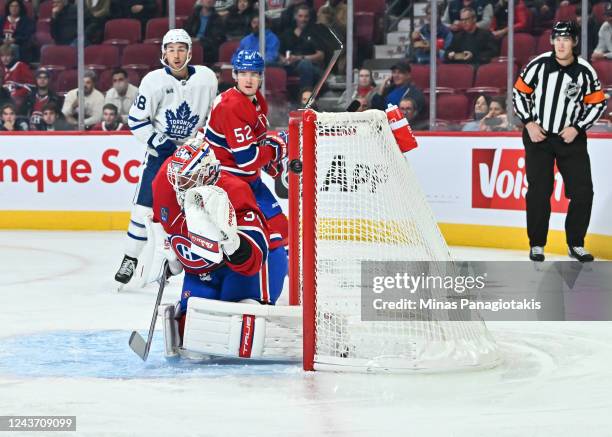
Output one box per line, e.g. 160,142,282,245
128,66,218,149
204,88,277,183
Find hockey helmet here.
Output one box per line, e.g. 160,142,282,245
162,28,192,52
232,50,265,74
551,21,578,42
167,142,220,206
161,29,192,71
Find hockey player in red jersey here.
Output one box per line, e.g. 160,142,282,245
152,141,287,334
204,49,288,248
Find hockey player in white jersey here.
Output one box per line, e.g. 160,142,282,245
114,28,218,285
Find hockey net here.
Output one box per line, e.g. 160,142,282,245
288,109,500,372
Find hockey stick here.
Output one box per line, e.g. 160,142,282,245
304,26,344,110
129,261,170,361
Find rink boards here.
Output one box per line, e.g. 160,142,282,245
0,130,611,258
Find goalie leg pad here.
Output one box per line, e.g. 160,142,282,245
182,297,302,361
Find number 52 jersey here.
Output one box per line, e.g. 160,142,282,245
128,66,218,149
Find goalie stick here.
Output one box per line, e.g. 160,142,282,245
129,261,170,361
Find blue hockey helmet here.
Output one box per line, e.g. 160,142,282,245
232,50,265,74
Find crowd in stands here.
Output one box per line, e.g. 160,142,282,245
0,0,610,132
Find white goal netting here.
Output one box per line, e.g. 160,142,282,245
298,110,500,372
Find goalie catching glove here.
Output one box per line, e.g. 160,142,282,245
184,185,240,259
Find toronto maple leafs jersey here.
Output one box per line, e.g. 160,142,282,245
128,65,218,149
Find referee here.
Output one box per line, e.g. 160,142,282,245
513,21,607,262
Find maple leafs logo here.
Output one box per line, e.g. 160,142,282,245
165,101,200,139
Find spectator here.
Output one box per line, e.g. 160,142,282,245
355,95,368,111
399,96,429,130
0,43,33,110
91,103,129,131
184,0,226,64
490,0,531,40
479,96,513,131
317,0,347,39
0,102,27,130
442,0,493,32
0,0,35,62
0,69,14,107
33,102,73,131
340,67,377,107
411,3,453,64
462,94,491,131
62,69,104,128
371,61,426,113
592,3,612,60
279,4,324,89
278,0,315,33
125,0,157,29
224,0,254,39
233,15,280,63
444,8,498,64
524,0,555,31
104,68,138,124
50,0,78,45
85,0,112,45
21,68,61,127
575,3,604,59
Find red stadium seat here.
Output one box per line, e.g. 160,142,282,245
55,69,78,94
436,94,470,122
355,12,375,44
121,43,160,77
218,40,240,63
474,62,517,90
592,2,608,26
410,64,429,90
191,41,204,65
144,17,185,44
40,45,77,70
36,19,50,33
554,4,576,22
501,33,536,69
592,60,612,87
104,19,142,45
38,0,54,20
84,45,120,69
175,0,195,17
35,31,53,47
436,64,475,90
355,0,385,14
264,66,287,95
536,31,552,55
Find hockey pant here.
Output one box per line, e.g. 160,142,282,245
179,246,288,312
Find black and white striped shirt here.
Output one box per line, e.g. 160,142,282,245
513,51,607,134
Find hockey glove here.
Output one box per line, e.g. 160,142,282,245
148,138,176,158
263,131,288,178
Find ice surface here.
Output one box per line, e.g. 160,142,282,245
1,231,611,436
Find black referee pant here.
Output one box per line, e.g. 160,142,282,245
522,129,593,248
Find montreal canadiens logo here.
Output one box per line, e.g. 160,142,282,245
170,235,212,270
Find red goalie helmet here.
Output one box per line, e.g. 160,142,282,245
167,142,220,206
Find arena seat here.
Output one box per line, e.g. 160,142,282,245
104,19,142,45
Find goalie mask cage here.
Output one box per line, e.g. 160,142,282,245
288,109,500,373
